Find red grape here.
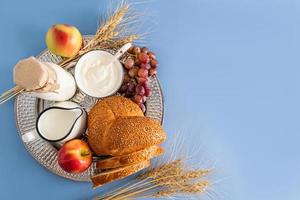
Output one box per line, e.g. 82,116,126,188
119,83,128,93
148,52,156,60
141,47,148,54
139,103,146,113
137,77,149,84
127,46,134,54
127,82,136,92
136,84,145,96
133,46,141,54
125,82,136,97
138,68,149,77
149,68,157,76
141,95,147,103
132,95,143,104
124,57,134,69
135,59,141,66
128,67,139,77
123,74,131,83
140,79,150,88
138,53,150,64
140,63,151,70
144,87,152,97
150,59,158,68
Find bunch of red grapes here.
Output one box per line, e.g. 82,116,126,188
119,46,158,113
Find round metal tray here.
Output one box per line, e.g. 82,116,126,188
14,36,164,182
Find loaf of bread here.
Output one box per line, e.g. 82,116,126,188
96,145,164,169
104,116,166,155
88,96,143,128
88,96,166,156
91,160,150,188
88,96,166,186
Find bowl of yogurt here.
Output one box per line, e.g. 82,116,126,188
74,50,124,98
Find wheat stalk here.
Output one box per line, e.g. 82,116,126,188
155,181,209,197
80,5,129,54
94,35,139,51
94,159,211,200
138,159,183,179
59,2,140,68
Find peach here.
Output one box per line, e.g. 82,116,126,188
46,24,82,58
58,139,92,173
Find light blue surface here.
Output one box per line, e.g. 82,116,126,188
0,0,300,199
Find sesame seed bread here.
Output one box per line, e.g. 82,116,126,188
91,160,150,188
87,96,166,156
96,145,164,169
103,116,166,156
88,96,143,130
88,96,144,155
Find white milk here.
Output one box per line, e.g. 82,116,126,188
37,108,82,141
21,101,87,144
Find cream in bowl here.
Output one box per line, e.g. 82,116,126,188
74,50,123,98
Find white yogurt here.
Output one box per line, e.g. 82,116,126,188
74,50,123,98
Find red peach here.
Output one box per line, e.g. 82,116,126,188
46,24,82,58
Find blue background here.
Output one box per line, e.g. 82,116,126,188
0,0,300,199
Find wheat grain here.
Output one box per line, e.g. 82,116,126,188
155,189,177,197
138,159,183,179
59,3,140,68
98,159,210,200
81,5,129,53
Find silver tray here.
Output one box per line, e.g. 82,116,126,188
14,36,164,182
